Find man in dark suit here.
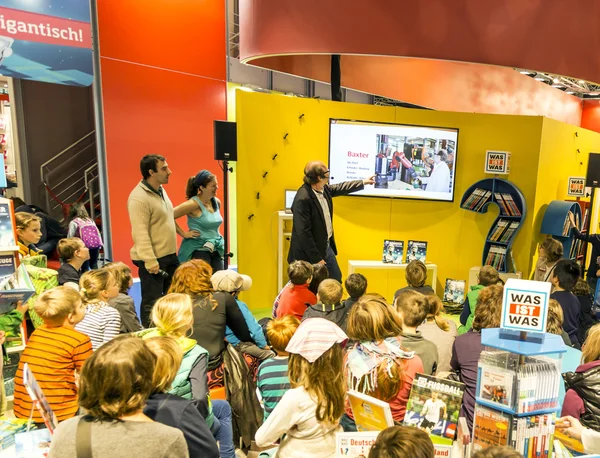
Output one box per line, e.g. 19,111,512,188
287,161,374,282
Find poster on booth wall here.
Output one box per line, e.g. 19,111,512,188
0,1,92,86
500,278,551,333
568,177,586,196
484,151,511,175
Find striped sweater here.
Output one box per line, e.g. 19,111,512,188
13,325,93,422
75,302,121,351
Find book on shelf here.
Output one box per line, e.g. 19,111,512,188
494,193,521,217
455,417,471,458
477,350,561,414
553,430,584,457
406,240,427,264
489,219,509,242
382,240,404,265
499,221,520,243
335,432,380,457
462,188,492,211
348,390,394,432
443,279,466,304
485,245,507,270
472,404,556,456
403,373,465,445
0,263,36,315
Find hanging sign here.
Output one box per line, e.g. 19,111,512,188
484,151,511,175
500,278,550,333
0,1,92,86
568,177,585,196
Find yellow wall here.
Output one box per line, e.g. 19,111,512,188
236,91,551,310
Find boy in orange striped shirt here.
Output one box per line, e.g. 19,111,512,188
13,286,92,422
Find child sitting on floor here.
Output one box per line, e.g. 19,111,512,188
74,269,121,351
550,259,582,347
57,237,90,290
257,315,301,421
395,289,439,375
13,287,92,422
275,261,316,320
418,294,457,374
104,261,143,333
342,273,367,310
458,265,500,335
394,260,435,300
303,279,349,331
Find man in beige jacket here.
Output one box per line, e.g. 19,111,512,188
128,155,179,327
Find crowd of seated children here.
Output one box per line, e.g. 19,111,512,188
418,294,457,373
458,265,500,335
343,273,367,309
104,261,143,333
393,260,434,301
167,259,252,388
302,279,349,331
74,269,121,351
49,336,189,458
343,295,423,430
13,287,92,422
451,284,503,430
255,318,347,458
550,259,582,347
212,269,274,361
275,261,317,320
56,237,89,289
257,315,301,420
395,289,439,375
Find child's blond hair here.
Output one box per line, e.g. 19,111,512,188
583,323,600,364
144,336,184,393
267,315,301,353
104,261,132,294
80,269,116,309
151,293,194,337
34,286,82,326
394,289,428,327
317,279,343,306
424,294,450,332
15,212,41,232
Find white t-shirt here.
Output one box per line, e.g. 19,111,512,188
422,398,446,423
426,161,450,192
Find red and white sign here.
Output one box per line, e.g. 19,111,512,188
501,279,550,333
568,177,585,197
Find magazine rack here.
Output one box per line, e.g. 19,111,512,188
460,178,526,273
540,200,583,260
472,328,566,455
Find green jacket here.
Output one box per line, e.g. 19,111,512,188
0,309,23,334
457,285,485,335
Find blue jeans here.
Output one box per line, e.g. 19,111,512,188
210,400,235,458
325,244,342,282
340,413,357,432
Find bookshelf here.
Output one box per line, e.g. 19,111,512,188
540,200,584,260
472,329,566,455
460,178,526,273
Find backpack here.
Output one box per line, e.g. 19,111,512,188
74,218,103,249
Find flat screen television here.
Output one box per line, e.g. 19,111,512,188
328,119,459,202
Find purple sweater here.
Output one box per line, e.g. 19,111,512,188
562,360,600,419
450,330,484,430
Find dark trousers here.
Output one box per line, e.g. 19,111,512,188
324,244,342,282
192,249,224,273
133,253,179,328
82,248,100,271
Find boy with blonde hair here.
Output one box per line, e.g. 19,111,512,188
303,279,349,331
57,237,90,290
257,315,301,420
13,286,93,422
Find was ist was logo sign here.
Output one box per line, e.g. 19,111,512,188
500,279,550,333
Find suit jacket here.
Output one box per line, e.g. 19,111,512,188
287,180,364,264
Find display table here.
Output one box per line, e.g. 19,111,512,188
347,260,438,294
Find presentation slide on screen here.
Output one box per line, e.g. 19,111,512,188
328,120,459,201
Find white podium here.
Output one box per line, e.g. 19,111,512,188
277,211,293,291
347,260,438,294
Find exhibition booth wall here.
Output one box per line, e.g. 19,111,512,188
235,91,600,308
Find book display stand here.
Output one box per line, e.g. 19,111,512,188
460,178,526,273
472,328,566,456
541,200,587,262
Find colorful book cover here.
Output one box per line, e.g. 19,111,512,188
443,279,466,304
0,200,15,249
23,363,58,434
348,390,394,432
472,404,511,451
2,349,21,397
477,365,515,408
15,429,52,458
382,240,404,264
403,374,465,445
0,263,36,314
0,418,28,451
406,240,428,263
336,432,380,458
0,254,15,277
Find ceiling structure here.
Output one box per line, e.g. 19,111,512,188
516,69,600,99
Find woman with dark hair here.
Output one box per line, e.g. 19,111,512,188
174,170,224,272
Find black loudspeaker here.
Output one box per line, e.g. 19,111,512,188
214,121,237,161
586,152,600,187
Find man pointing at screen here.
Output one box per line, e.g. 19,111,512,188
288,161,375,282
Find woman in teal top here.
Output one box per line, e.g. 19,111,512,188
174,170,225,271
